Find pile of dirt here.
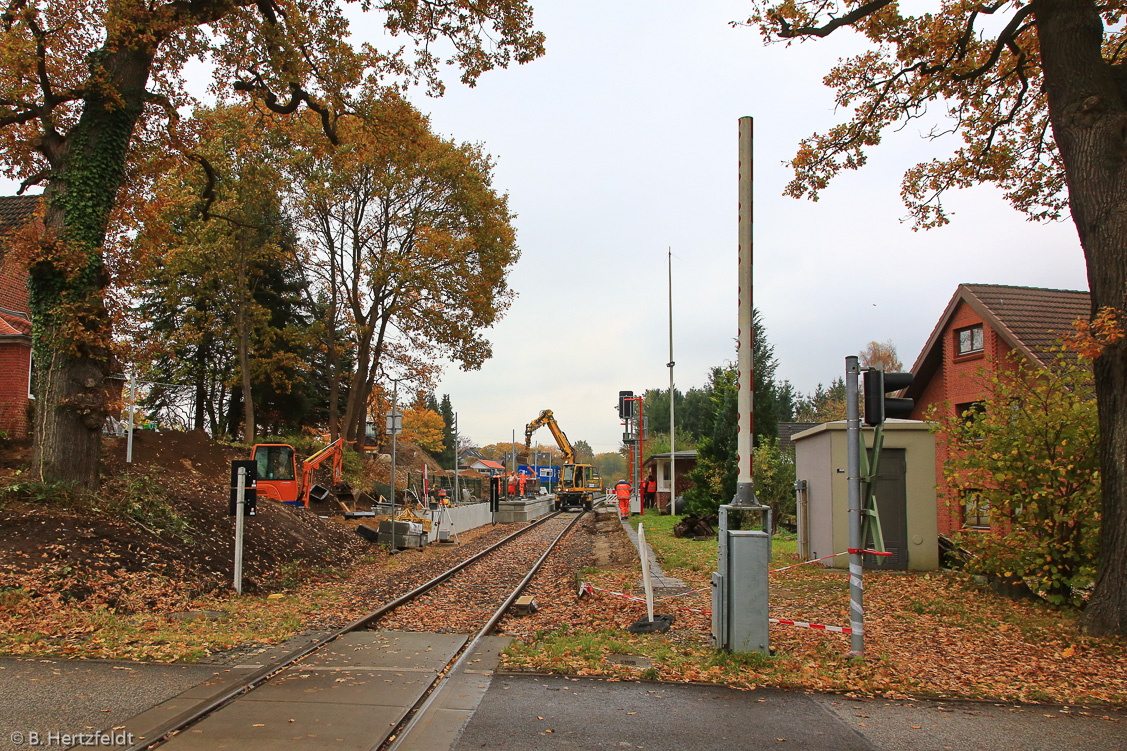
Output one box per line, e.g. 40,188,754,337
0,430,368,610
375,438,447,473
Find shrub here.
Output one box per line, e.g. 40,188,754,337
934,352,1100,606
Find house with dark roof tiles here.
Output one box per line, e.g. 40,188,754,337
905,283,1091,536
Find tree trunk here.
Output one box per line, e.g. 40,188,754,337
235,273,255,443
193,339,208,431
327,249,340,440
30,43,154,489
341,322,374,443
1037,0,1127,634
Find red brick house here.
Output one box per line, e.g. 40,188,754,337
904,283,1090,535
0,196,41,439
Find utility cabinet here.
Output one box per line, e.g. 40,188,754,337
793,419,939,571
711,506,770,654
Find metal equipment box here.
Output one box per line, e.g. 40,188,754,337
712,519,770,654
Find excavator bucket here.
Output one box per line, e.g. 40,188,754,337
333,482,356,513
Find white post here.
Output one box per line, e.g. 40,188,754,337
126,372,136,464
390,379,399,553
639,523,655,622
735,115,755,505
668,246,675,514
453,412,459,503
846,356,864,656
234,467,246,594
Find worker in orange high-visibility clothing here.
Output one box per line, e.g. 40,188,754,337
518,472,527,497
614,479,631,520
508,473,517,497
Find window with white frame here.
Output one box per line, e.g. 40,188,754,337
955,324,984,356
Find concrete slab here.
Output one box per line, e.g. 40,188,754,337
246,668,432,705
120,697,205,741
389,636,511,751
297,631,466,672
160,700,405,751
158,631,466,751
458,636,510,677
393,707,474,751
177,669,264,700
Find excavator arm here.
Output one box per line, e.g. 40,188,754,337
297,438,354,509
523,409,575,465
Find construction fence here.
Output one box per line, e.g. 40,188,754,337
403,471,484,503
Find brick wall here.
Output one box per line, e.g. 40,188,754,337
0,341,30,438
0,254,29,315
911,300,1019,535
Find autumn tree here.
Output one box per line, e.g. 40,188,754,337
745,0,1127,632
478,442,515,463
400,405,445,455
132,105,311,441
282,97,519,447
859,340,904,372
0,0,543,489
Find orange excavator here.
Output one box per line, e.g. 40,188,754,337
250,438,355,509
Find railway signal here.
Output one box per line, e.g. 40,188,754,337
862,369,914,427
618,390,634,418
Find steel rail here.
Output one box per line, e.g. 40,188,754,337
125,511,565,751
383,509,586,751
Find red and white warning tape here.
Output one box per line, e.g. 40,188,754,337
586,577,847,631
579,551,850,604
579,582,646,602
770,618,852,634
769,551,848,573
579,582,852,634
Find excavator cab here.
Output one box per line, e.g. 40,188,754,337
251,439,354,509
558,463,602,511
252,443,300,504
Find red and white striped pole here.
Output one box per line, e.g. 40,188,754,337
736,116,755,504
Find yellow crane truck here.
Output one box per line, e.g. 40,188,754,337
521,409,602,512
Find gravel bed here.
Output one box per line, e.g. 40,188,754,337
375,514,577,633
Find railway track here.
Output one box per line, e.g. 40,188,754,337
124,509,586,751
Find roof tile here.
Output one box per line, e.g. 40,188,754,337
962,283,1090,365
0,309,31,337
0,195,40,234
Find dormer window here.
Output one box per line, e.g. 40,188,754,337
955,324,984,356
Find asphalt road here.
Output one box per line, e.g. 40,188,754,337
1,659,1123,751
453,675,1126,751
0,657,218,751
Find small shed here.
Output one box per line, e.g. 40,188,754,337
642,450,697,513
793,420,938,571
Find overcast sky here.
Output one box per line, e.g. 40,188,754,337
6,1,1090,455
410,1,1088,453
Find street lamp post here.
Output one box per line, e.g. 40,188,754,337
452,412,459,505
386,377,407,553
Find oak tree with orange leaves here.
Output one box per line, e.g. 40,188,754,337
0,0,543,489
745,0,1127,633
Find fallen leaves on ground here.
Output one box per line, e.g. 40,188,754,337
498,514,1127,707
